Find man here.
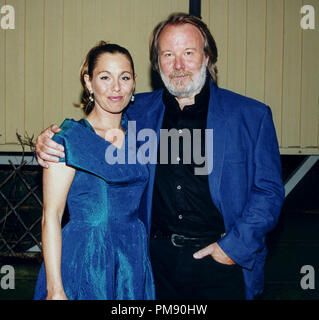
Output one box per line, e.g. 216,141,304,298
35,13,284,300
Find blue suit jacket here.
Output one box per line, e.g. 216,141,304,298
126,80,285,299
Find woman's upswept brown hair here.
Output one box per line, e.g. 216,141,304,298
79,41,135,115
149,12,218,83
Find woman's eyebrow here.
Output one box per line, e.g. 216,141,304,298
96,70,132,75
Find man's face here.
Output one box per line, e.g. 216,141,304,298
158,23,208,98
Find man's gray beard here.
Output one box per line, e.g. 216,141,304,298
159,60,207,98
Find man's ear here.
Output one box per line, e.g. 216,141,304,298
84,74,92,92
205,55,209,67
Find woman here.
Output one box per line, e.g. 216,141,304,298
33,42,155,300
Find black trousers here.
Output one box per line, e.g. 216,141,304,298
150,237,246,300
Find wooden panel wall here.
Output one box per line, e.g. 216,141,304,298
5,0,25,144
0,0,5,145
202,0,319,154
300,0,319,149
264,0,284,146
0,0,318,153
25,0,44,139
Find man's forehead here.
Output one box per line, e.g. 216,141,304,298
158,23,204,49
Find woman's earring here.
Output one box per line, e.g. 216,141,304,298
130,94,135,102
89,91,94,102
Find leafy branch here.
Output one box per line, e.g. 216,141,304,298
16,131,36,164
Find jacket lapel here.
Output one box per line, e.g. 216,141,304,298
207,82,228,213
138,91,166,233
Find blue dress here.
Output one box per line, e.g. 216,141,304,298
34,117,155,300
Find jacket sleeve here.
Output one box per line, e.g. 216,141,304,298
217,106,285,270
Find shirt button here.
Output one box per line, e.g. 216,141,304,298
178,214,183,220
177,185,182,190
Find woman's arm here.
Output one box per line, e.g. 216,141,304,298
41,162,75,300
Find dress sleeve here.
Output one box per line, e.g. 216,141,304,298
49,118,135,184
51,118,75,163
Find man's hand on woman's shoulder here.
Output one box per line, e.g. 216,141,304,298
35,124,64,168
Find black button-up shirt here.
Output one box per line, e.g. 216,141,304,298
151,79,225,238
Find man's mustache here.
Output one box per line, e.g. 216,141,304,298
169,70,193,79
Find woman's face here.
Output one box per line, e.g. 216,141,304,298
85,52,135,114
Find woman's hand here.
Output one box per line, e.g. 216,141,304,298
46,289,68,300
